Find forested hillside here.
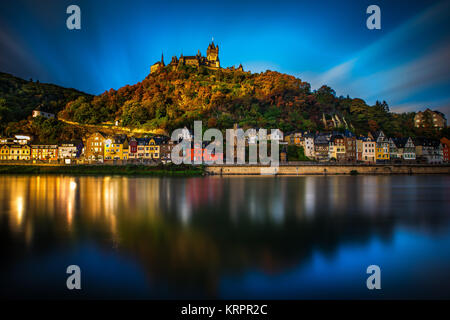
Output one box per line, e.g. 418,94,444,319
59,65,419,137
0,72,90,128
1,67,447,142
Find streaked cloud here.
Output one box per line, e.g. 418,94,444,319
304,0,450,118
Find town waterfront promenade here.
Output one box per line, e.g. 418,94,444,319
0,162,449,175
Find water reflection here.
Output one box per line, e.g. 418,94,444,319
0,175,450,298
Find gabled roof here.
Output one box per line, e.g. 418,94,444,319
136,138,151,146
391,137,408,148
88,131,107,139
373,130,385,140
112,135,128,144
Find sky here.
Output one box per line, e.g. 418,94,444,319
0,0,449,118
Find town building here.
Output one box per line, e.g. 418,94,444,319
104,135,129,160
147,137,162,160
159,137,174,163
268,129,284,143
362,137,376,163
175,127,193,142
0,137,14,145
13,134,32,144
402,137,416,162
414,109,447,129
328,134,345,161
32,110,55,119
135,138,151,160
414,138,443,164
58,141,84,161
31,145,58,161
441,137,450,162
314,134,330,161
356,137,364,161
1,144,31,160
344,133,356,162
0,144,10,160
389,138,401,161
283,132,294,145
302,133,315,159
85,132,106,162
374,131,390,163
246,129,258,146
128,138,138,160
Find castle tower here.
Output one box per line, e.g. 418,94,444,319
150,52,165,74
206,41,220,68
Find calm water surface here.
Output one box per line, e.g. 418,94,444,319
0,175,449,299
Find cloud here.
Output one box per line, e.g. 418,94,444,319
391,99,450,118
303,0,450,119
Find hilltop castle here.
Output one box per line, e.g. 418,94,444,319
150,41,243,73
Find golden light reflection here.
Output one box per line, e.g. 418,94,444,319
15,196,24,226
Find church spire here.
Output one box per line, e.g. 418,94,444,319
161,52,165,66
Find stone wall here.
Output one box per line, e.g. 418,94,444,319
205,164,450,175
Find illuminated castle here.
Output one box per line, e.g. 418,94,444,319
151,41,241,73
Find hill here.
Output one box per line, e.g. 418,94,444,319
59,65,421,138
0,72,92,142
0,72,90,127
1,67,447,143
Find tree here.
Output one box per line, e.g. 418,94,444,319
287,145,309,161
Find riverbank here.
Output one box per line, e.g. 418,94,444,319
205,164,450,175
0,164,205,176
1,163,449,176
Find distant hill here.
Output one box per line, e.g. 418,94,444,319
0,72,91,126
58,65,419,138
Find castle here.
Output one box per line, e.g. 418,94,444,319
150,41,243,73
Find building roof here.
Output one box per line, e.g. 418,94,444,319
112,135,128,144
391,137,408,148
330,134,344,142
314,134,330,144
136,138,151,146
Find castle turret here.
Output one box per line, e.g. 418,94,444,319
150,52,165,74
206,41,220,68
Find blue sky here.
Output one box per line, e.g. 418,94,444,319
0,0,449,118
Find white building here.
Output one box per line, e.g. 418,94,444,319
32,110,55,119
362,139,376,162
303,135,315,159
176,127,193,141
58,142,81,159
269,129,284,142
13,135,31,145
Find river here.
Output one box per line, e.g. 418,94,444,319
0,175,449,299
